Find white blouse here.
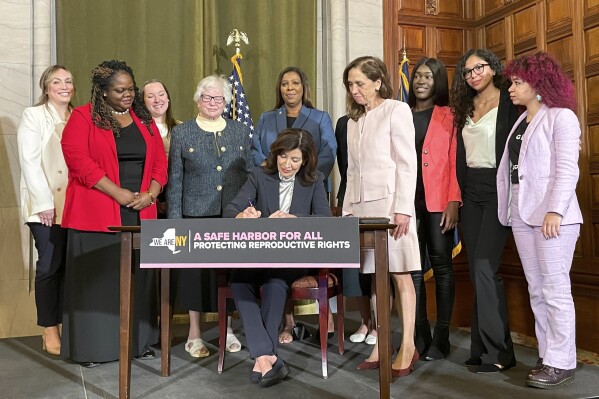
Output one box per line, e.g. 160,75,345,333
278,173,295,213
462,107,498,168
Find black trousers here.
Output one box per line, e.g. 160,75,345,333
28,223,67,327
460,168,515,366
230,268,305,358
411,209,455,353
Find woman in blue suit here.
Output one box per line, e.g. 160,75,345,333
252,66,337,342
252,66,336,184
224,128,332,387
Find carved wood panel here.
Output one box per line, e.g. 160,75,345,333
398,0,425,14
483,0,505,16
436,28,466,66
546,36,574,74
485,20,506,58
546,0,572,40
586,0,599,13
513,6,537,43
437,1,464,18
585,26,599,64
587,75,599,115
398,25,426,62
589,125,599,161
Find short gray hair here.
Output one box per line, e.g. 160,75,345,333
193,75,232,104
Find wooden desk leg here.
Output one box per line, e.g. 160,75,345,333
160,268,171,377
119,232,134,399
374,230,391,399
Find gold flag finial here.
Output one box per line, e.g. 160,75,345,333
226,29,249,55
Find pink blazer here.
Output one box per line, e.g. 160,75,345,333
421,106,461,212
497,105,582,227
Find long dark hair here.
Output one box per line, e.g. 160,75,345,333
141,79,178,137
343,56,394,121
407,57,449,108
90,59,153,136
265,128,318,185
450,49,504,131
273,66,313,110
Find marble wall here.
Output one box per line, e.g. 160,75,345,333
0,0,383,338
0,0,52,338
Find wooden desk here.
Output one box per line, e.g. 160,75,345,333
112,223,394,399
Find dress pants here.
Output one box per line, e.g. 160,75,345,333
461,168,515,366
411,209,455,353
510,184,578,370
28,223,67,327
230,268,304,358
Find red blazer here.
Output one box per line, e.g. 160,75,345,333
421,106,461,212
61,104,167,232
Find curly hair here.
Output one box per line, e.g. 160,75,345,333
264,128,318,185
343,56,394,121
273,66,313,110
90,60,153,136
504,52,576,111
450,49,505,131
407,57,449,108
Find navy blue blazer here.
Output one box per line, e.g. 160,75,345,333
223,168,332,218
251,105,337,182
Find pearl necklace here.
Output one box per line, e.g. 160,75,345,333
111,108,130,115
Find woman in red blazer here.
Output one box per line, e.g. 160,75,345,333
408,58,461,360
60,60,167,366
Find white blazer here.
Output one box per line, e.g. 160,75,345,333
17,104,69,224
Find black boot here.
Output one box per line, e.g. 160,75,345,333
424,326,450,360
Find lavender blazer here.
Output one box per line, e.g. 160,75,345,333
497,105,582,226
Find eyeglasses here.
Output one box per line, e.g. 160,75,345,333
200,94,225,104
463,63,490,79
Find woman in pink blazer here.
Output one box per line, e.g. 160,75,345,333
343,56,420,377
498,52,582,389
407,58,461,361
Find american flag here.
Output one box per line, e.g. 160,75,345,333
223,53,255,138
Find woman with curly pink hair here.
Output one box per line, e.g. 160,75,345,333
497,52,582,389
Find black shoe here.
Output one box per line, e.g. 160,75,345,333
259,358,290,388
250,371,262,384
80,362,101,368
464,356,482,366
526,366,574,389
315,328,334,344
476,360,516,374
423,345,445,361
136,347,155,360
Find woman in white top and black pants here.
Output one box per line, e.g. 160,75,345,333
450,49,520,373
17,65,75,355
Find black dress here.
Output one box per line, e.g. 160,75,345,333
61,123,158,363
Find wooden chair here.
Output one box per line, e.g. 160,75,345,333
217,268,344,379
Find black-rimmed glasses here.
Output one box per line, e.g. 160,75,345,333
463,63,490,79
200,94,225,104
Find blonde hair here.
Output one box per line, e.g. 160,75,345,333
36,65,75,109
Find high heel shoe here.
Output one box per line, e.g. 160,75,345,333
42,331,61,356
392,349,419,378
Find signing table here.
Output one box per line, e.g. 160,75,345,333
110,221,395,399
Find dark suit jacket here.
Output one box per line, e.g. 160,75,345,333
335,115,349,207
456,88,521,193
223,168,332,218
251,105,337,183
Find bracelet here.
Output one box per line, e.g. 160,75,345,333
147,191,155,205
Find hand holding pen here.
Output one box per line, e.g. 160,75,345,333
236,197,261,218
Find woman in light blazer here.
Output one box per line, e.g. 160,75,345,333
407,57,461,360
343,56,421,377
498,52,582,389
17,65,75,355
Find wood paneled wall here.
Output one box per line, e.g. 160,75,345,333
384,0,599,353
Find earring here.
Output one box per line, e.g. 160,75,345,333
103,93,107,97
536,94,542,102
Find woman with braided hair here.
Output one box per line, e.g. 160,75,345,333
60,60,167,366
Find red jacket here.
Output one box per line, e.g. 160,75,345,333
61,104,167,232
421,106,461,212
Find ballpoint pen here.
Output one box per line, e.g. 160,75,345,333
248,198,255,208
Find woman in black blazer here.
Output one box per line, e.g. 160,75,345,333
223,128,332,387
